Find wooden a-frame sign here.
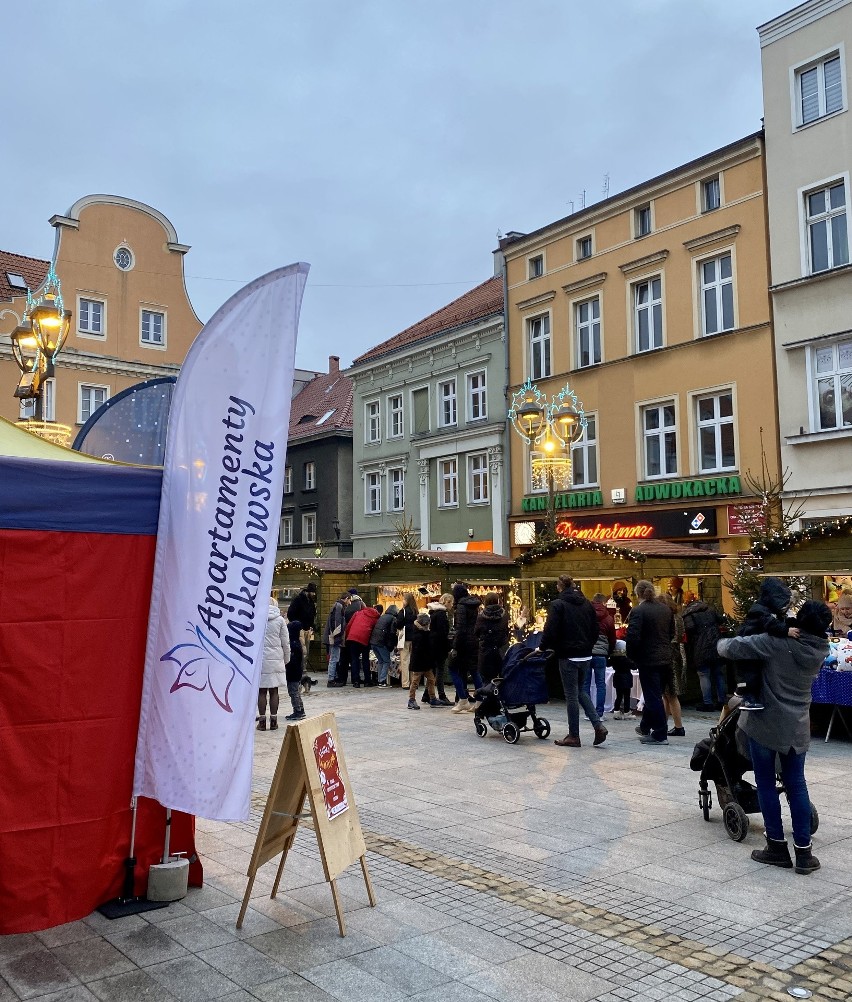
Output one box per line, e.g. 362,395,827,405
237,711,375,936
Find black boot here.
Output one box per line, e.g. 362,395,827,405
256,717,266,731
269,716,278,730
751,837,792,868
794,843,821,875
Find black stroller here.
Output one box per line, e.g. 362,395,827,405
691,703,819,842
473,633,552,745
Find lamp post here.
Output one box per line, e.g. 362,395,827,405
509,379,586,537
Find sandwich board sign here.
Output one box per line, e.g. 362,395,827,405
237,712,375,936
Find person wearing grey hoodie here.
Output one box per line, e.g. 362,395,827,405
718,600,832,875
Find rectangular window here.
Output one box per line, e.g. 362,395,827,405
467,371,487,421
577,235,592,260
702,176,721,212
366,471,382,514
806,180,849,274
528,314,551,379
366,400,381,443
302,513,316,544
304,461,315,490
572,413,598,487
635,204,652,237
389,467,405,510
697,392,736,472
438,458,458,507
78,298,104,336
412,387,430,435
280,516,293,546
642,402,677,478
634,277,663,352
140,309,165,345
79,384,108,424
284,465,293,493
798,53,843,126
814,338,852,430
700,253,734,335
388,394,404,438
529,255,543,278
468,452,489,504
438,379,457,427
576,297,601,367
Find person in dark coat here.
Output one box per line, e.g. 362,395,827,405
287,583,317,633
683,596,727,711
543,575,608,748
475,592,510,683
395,593,419,688
421,598,452,704
718,601,831,874
590,594,617,719
407,612,440,709
337,587,365,686
626,580,674,745
370,603,397,688
284,620,305,721
736,578,798,710
449,582,482,712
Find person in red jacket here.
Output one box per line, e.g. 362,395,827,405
345,605,380,688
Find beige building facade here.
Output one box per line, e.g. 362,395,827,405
503,134,780,587
759,0,852,526
0,194,201,433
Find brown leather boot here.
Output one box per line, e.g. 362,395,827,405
554,735,581,747
593,725,608,746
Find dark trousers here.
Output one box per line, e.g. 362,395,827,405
286,679,304,716
638,663,669,740
337,644,351,683
348,641,370,684
612,671,632,712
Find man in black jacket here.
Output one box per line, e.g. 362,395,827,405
626,580,674,745
287,582,317,654
542,575,607,748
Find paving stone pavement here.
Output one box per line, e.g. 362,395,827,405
3,685,851,1001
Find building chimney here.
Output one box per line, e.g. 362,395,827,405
329,355,340,373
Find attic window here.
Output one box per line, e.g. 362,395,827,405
298,414,317,424
6,273,27,291
315,409,336,426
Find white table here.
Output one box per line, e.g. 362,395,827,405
588,666,643,713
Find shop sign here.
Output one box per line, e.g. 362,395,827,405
635,476,741,503
555,506,718,541
727,503,766,536
521,490,604,512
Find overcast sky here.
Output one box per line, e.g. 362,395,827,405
5,0,785,372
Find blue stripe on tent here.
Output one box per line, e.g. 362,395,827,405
0,457,162,535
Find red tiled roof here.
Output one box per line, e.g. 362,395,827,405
287,368,353,441
352,276,503,365
0,250,49,303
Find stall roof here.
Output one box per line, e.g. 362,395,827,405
518,536,722,564
0,416,110,463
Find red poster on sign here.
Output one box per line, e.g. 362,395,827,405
313,730,349,821
727,503,766,536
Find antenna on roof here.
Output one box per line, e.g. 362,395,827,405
602,173,610,199
567,200,574,214
579,190,586,210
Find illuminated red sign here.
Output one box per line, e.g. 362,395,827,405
556,520,654,541
553,507,718,540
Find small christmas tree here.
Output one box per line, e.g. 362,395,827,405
389,513,420,554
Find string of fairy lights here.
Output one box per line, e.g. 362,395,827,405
749,516,852,557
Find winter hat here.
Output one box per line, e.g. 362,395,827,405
348,587,359,596
796,601,832,637
305,582,317,594
452,582,469,603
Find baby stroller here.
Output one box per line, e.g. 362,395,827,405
691,703,819,842
473,633,552,745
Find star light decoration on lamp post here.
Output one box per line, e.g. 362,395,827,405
508,378,587,536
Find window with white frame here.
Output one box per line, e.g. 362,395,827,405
634,277,663,352
302,513,316,544
366,471,382,514
366,400,381,443
642,401,677,478
696,391,736,472
467,452,489,504
388,394,403,438
140,309,165,345
78,298,104,336
577,235,592,260
304,461,316,490
284,465,293,493
438,458,458,507
467,371,487,421
572,413,598,486
438,379,457,427
813,338,852,430
280,516,293,546
700,253,734,335
79,383,108,424
806,180,849,274
21,379,56,420
702,176,721,212
797,52,843,126
635,204,652,237
529,255,544,278
576,297,601,367
389,467,405,510
528,313,551,379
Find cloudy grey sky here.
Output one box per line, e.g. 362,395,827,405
5,0,784,372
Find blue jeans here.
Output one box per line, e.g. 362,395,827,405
558,658,601,738
327,645,341,681
590,656,607,717
748,737,812,846
449,660,482,702
697,661,727,706
371,644,390,684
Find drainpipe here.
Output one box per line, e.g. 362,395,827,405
500,247,512,556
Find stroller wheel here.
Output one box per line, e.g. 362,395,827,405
723,802,749,842
502,721,520,745
474,718,488,738
533,718,551,740
810,802,820,835
699,782,712,822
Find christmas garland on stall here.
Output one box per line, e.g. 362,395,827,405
749,516,852,557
